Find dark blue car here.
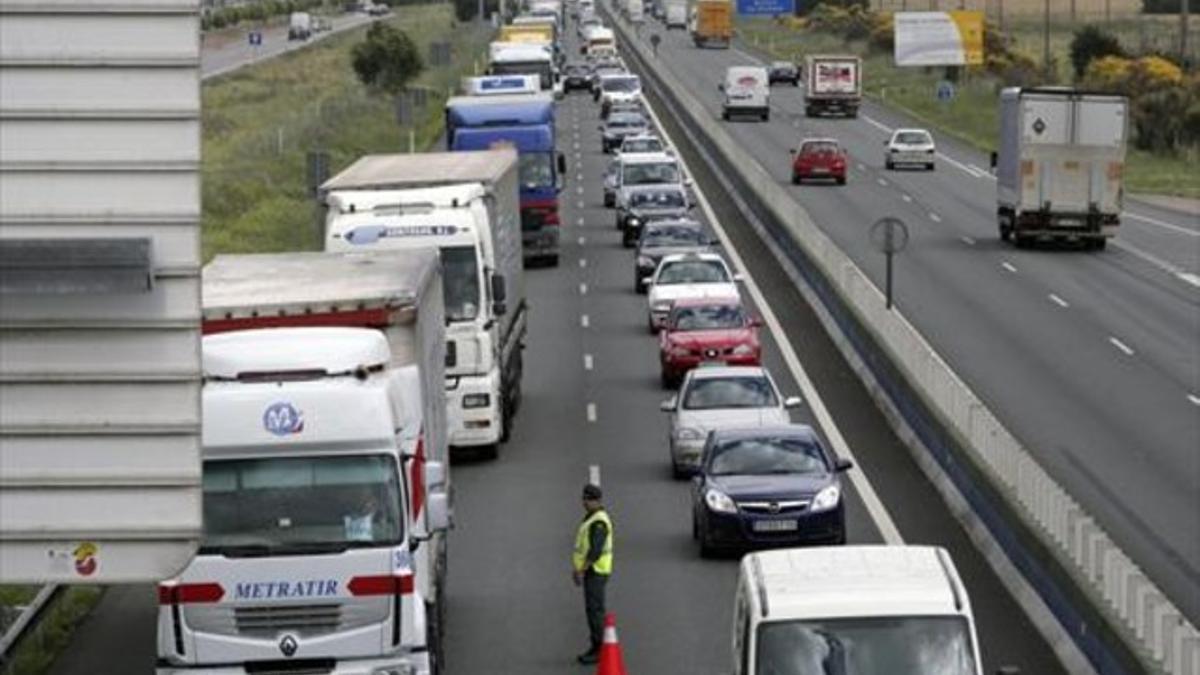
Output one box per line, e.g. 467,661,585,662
691,425,851,557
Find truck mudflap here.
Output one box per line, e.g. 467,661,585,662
1000,208,1119,248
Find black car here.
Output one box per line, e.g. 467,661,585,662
634,219,708,292
617,185,691,247
599,112,649,153
563,61,594,92
691,426,851,556
767,61,800,87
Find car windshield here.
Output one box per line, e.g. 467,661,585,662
630,189,685,208
671,304,745,330
683,376,777,411
643,224,705,248
442,245,482,321
608,115,646,129
708,435,826,475
656,259,728,284
202,454,404,554
896,131,931,145
623,138,662,153
519,152,555,189
623,161,680,185
566,63,589,75
755,616,978,675
603,76,640,92
802,141,840,155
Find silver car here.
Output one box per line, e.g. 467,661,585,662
884,128,936,171
660,366,801,478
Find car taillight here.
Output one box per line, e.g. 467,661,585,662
347,574,415,596
544,209,561,226
158,582,224,605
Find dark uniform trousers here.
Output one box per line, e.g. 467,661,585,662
583,570,608,650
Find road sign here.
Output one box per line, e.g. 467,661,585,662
736,0,794,17
870,217,910,309
936,80,955,102
248,30,263,46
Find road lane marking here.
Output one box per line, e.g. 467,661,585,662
641,87,904,546
902,194,913,203
862,115,990,179
1178,273,1200,288
577,186,584,194
1188,394,1200,407
861,114,892,133
578,235,586,245
589,464,601,486
577,173,584,181
960,236,976,245
1125,212,1200,237
577,201,585,209
1001,262,1018,273
577,217,585,226
856,163,866,171
1110,239,1200,288
584,354,593,370
586,403,597,423
968,163,989,176
1048,294,1070,308
579,257,588,268
876,177,888,187
929,213,942,223
579,282,588,295
581,314,590,328
1109,337,1135,356
731,47,761,64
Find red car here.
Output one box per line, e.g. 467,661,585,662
658,298,762,387
790,138,847,185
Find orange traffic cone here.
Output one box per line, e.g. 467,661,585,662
595,613,628,675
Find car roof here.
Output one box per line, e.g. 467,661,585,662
620,152,675,164
606,112,646,123
709,424,817,443
621,134,660,142
628,182,685,194
685,365,770,381
770,60,794,67
799,137,840,145
660,251,724,264
894,128,931,135
670,296,743,308
643,218,702,230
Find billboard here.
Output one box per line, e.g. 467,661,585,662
736,0,795,16
894,11,984,66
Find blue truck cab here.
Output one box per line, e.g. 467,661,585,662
446,93,566,267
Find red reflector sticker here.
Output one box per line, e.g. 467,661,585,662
348,574,414,596
159,582,224,605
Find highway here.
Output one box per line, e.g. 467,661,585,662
201,10,379,79
624,24,1200,624
49,22,1068,675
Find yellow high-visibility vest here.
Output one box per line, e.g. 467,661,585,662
572,509,613,575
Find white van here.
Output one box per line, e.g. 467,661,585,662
720,66,770,122
733,546,985,675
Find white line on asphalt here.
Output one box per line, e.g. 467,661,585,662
1048,293,1070,308
577,186,584,194
1188,394,1200,407
581,314,590,328
586,403,597,423
1125,211,1200,237
929,213,942,223
876,177,888,187
578,235,586,245
641,89,905,545
902,194,913,203
731,47,762,64
584,354,594,370
1001,261,1018,273
861,115,891,134
579,258,588,268
863,116,988,179
577,217,585,226
967,163,989,176
1111,239,1200,288
589,464,601,486
579,282,588,295
960,235,976,245
577,201,585,209
856,163,866,172
577,173,584,181
1109,337,1135,356
1178,273,1200,288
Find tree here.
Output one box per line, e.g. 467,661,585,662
1069,25,1126,79
351,22,424,97
454,0,478,22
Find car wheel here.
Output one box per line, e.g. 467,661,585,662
927,162,936,171
762,110,770,122
648,317,657,334
604,194,614,207
791,172,801,185
836,175,846,185
426,602,445,675
885,159,894,170
660,369,672,389
691,512,700,540
1091,237,1108,251
793,79,800,87
805,106,814,117
478,443,499,461
698,526,716,558
623,233,635,248
545,255,560,267
1014,234,1033,249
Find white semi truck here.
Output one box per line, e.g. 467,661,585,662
322,149,527,458
993,87,1129,250
200,248,451,666
156,326,451,675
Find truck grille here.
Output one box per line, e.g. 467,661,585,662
235,604,340,637
184,597,389,639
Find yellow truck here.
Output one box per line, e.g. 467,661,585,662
499,23,555,45
690,0,732,49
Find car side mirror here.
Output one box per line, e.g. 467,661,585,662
426,491,451,532
789,148,797,155
660,397,676,412
989,151,998,170
783,395,802,408
423,460,447,492
750,316,764,328
733,273,745,282
491,273,508,316
557,152,567,174
717,83,724,91
834,458,853,472
691,475,703,487
684,177,693,187
642,276,654,287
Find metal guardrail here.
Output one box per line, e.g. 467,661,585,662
0,585,62,670
605,10,1200,675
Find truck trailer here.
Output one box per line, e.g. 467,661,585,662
804,55,862,118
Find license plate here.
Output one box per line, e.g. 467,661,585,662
1057,218,1083,227
752,519,798,532
811,167,829,174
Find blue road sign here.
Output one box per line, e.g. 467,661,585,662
248,31,263,46
736,0,793,16
936,80,955,102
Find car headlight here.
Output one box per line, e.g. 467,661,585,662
731,343,754,356
810,484,841,512
371,665,417,675
636,256,654,268
462,393,490,409
704,488,737,514
674,427,704,441
627,216,641,228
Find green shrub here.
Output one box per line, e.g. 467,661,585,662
351,22,424,96
1069,25,1125,79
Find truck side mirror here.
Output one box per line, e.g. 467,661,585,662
989,151,998,169
717,82,725,91
834,458,853,472
558,152,568,174
426,491,451,532
491,273,508,316
423,460,447,491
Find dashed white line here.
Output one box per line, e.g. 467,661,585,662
580,314,590,328
1001,261,1018,273
577,201,584,209
856,163,866,172
1048,293,1070,308
1109,337,1135,356
577,217,585,226
576,186,584,194
579,257,588,268
583,354,593,370
1188,394,1200,407
579,282,588,295
929,212,942,223
902,194,913,203
960,235,976,246
1178,273,1200,288
586,403,597,423
588,464,601,486
876,177,888,187
578,235,586,245
577,173,584,181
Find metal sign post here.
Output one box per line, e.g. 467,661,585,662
870,217,910,310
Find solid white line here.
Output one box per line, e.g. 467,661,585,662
1125,212,1200,238
960,236,976,245
586,403,597,423
641,87,905,546
579,257,588,268
929,212,942,223
1001,262,1018,274
1048,293,1069,308
589,464,601,486
584,353,594,370
581,314,590,328
1178,273,1200,288
902,194,913,203
731,47,762,64
579,282,588,295
1109,337,1135,356
1188,394,1200,407
861,114,891,134
1111,239,1198,287
967,163,989,176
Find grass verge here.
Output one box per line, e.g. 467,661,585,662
1,587,102,675
202,5,493,260
737,18,1200,199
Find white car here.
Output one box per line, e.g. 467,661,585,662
660,366,801,477
645,252,741,331
617,134,666,156
607,151,685,208
885,128,936,170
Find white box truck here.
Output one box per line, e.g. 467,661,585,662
201,248,451,661
322,150,527,459
734,546,987,675
665,0,688,29
993,87,1128,250
156,327,451,675
288,11,312,40
804,55,862,118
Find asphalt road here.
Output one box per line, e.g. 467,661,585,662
625,22,1200,624
50,23,1066,675
201,10,379,79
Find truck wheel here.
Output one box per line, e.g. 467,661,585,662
927,162,935,171
762,110,770,122
1014,235,1032,249
804,106,814,118
545,254,560,267
426,602,445,675
885,159,894,171
847,109,859,119
1091,238,1108,251
721,109,729,121
791,173,801,185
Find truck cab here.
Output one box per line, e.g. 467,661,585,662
734,546,985,675
157,328,450,675
720,66,770,122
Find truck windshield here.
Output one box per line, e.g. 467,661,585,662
491,61,553,90
519,152,556,189
442,245,482,322
755,616,977,675
201,454,404,556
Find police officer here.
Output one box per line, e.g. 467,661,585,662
572,483,613,665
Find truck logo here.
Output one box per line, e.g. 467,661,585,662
481,77,527,90
263,402,304,436
279,634,299,657
344,225,460,245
